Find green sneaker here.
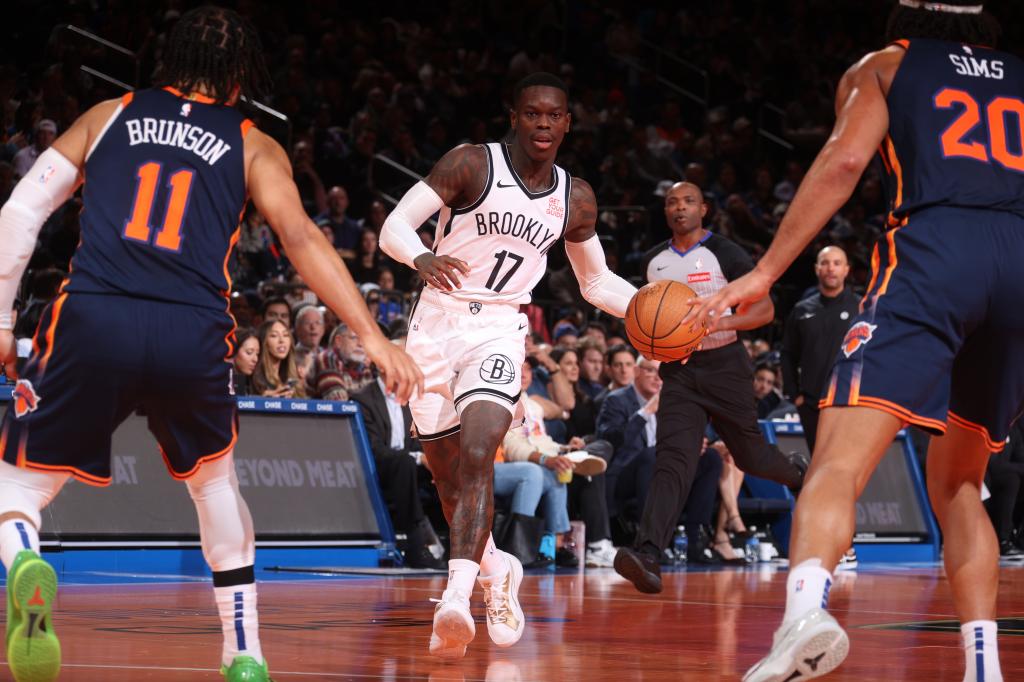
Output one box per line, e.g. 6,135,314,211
221,655,273,681
5,550,60,682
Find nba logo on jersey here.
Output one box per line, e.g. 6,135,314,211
480,354,515,385
795,579,805,593
12,379,41,418
180,102,192,117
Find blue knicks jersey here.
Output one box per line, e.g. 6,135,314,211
64,87,250,310
882,39,1024,224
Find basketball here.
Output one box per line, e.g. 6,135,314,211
624,280,706,361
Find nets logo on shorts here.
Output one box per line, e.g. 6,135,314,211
480,354,515,385
842,322,877,358
469,302,482,315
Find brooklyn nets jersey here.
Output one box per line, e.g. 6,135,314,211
430,142,571,305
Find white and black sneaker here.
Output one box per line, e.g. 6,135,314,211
836,547,858,571
743,608,849,682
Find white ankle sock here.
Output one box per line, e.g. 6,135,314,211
961,620,1002,682
446,559,480,595
0,518,40,570
478,535,507,579
783,558,833,624
214,582,263,668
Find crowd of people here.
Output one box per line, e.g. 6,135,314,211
3,0,1024,566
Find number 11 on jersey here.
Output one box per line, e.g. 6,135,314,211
123,162,195,252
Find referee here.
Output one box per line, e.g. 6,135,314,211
780,246,860,453
614,181,806,594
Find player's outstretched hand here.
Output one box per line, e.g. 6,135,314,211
364,335,425,405
414,253,470,291
683,270,773,333
0,329,16,381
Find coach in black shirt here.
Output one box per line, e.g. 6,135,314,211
781,246,860,453
614,182,806,594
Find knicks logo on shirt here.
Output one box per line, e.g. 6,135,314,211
12,380,41,418
687,272,711,284
842,322,877,358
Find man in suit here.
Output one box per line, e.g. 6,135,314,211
597,357,723,562
353,360,444,569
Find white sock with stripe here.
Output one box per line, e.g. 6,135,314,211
782,558,833,625
0,518,40,571
213,581,263,668
961,620,1001,682
478,534,507,579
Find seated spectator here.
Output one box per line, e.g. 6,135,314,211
986,421,1024,558
315,185,363,252
293,304,326,353
231,328,259,396
576,337,607,401
294,347,315,392
597,345,637,408
552,323,579,350
754,362,795,419
362,281,402,326
710,439,749,563
580,321,608,347
252,319,307,398
525,336,571,443
548,348,599,441
260,296,292,327
352,354,445,569
313,323,374,400
347,228,384,285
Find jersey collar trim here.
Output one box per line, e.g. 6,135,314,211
163,86,217,105
499,143,559,199
668,231,712,259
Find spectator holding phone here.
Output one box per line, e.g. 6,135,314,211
252,319,308,398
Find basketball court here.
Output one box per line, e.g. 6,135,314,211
4,560,1021,680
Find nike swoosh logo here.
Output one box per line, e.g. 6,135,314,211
656,265,669,271
497,181,517,189
518,324,526,330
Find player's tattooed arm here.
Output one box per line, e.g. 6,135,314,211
564,177,598,243
423,144,489,209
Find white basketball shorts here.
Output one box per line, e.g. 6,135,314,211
406,289,527,440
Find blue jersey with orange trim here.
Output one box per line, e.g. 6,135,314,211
63,87,250,311
882,39,1024,224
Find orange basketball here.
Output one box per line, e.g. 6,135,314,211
624,280,706,361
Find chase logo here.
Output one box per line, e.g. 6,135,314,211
842,322,877,358
12,380,41,418
480,354,515,385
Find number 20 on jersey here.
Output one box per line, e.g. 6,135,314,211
935,88,1024,172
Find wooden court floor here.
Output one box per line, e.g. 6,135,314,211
1,563,1022,680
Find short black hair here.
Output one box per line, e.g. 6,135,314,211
159,5,272,106
513,72,568,107
886,1,1000,46
605,343,637,365
261,296,290,315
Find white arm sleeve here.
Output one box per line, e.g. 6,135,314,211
379,181,444,268
0,147,80,329
565,235,638,318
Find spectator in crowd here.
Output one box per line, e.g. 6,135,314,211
548,348,599,441
709,439,749,563
260,297,291,327
580,321,608,347
780,245,860,452
552,323,579,350
352,353,445,569
252,319,307,398
359,199,390,233
232,328,260,397
314,323,374,400
753,362,794,419
315,186,363,253
294,347,315,391
13,118,56,178
576,337,607,401
291,139,326,217
347,228,384,285
293,304,326,353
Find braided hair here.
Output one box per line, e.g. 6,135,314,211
157,5,271,106
885,1,1000,47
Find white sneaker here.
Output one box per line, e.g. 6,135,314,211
429,588,475,660
585,539,617,568
837,547,858,571
478,550,524,648
743,608,849,682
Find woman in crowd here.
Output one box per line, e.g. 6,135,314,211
232,328,260,396
347,228,383,284
252,319,308,398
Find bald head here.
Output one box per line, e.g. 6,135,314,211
815,245,850,296
664,181,707,237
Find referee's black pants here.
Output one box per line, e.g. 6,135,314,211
635,341,804,554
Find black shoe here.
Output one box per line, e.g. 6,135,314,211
687,526,726,565
404,546,446,569
555,546,580,568
525,554,554,569
613,547,663,594
1000,540,1024,559
785,450,810,492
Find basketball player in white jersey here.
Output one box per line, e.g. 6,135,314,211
380,72,637,658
